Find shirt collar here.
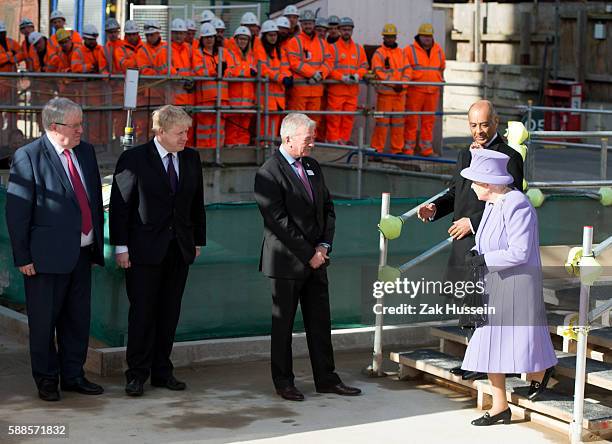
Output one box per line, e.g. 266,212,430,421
154,137,176,159
484,133,498,148
46,133,72,157
279,145,298,165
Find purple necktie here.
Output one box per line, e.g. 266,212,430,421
294,159,313,202
63,150,92,235
166,153,178,193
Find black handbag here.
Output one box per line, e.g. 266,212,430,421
457,252,489,329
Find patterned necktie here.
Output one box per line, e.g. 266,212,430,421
62,150,92,235
166,153,178,193
294,159,313,202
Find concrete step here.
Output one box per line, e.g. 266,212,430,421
390,348,612,434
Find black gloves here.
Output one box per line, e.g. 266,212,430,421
282,76,294,88
393,84,403,93
465,250,486,268
220,62,227,76
250,68,257,77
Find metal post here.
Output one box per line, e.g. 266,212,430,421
371,192,390,377
264,73,270,149
255,61,262,150
364,81,372,147
474,0,481,63
601,138,608,180
215,48,223,165
483,62,488,99
570,226,594,444
526,99,534,181
357,127,364,199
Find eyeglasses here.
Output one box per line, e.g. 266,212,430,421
54,122,83,130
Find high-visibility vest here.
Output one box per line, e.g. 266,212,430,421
253,43,290,110
226,44,256,108
104,40,128,74
371,44,410,95
119,40,142,72
327,38,368,96
193,46,230,103
71,44,109,74
27,39,54,72
286,32,331,97
47,44,79,72
136,40,167,75
405,40,445,94
21,39,32,70
49,30,82,51
157,41,194,105
0,37,24,72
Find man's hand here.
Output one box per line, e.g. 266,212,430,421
116,252,131,269
195,246,201,258
309,249,328,269
315,245,330,259
470,141,484,150
448,217,472,240
417,203,436,222
19,263,36,276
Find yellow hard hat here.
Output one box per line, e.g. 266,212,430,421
418,23,434,36
382,23,398,36
55,28,71,43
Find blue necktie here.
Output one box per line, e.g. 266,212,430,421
166,153,178,193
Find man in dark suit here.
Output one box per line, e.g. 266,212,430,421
109,105,205,397
254,113,361,401
417,99,523,377
5,97,105,401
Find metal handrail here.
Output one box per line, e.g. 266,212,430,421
517,105,612,115
530,131,612,138
397,237,453,273
528,180,612,188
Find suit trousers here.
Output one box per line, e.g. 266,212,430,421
24,247,92,387
269,269,341,390
125,240,189,383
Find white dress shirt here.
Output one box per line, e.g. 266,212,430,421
47,134,94,247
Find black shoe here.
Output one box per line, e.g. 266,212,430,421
125,379,144,397
471,408,512,426
528,367,554,401
61,377,104,395
449,366,466,376
316,383,362,396
276,386,305,401
151,375,186,391
462,371,487,381
38,379,60,402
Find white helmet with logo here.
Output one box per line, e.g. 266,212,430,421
212,18,226,30
28,31,44,45
50,10,66,21
200,10,216,24
261,20,279,34
185,19,197,31
284,5,299,17
240,12,259,27
82,24,99,39
124,20,139,34
170,18,187,32
199,22,216,38
234,26,251,38
275,16,290,29
143,20,161,35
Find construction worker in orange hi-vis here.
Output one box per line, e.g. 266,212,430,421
313,16,331,142
19,18,36,70
225,26,257,147
275,16,292,53
370,24,410,154
26,32,53,72
199,9,217,49
120,20,142,71
0,20,25,135
119,20,146,143
104,19,129,141
212,18,226,48
193,22,231,149
326,17,368,145
185,19,197,46
71,24,109,146
49,10,82,52
286,10,331,133
255,20,292,141
284,4,301,37
404,23,445,156
326,16,340,44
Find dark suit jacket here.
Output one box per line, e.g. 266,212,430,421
254,149,335,279
5,134,105,273
432,134,524,272
109,140,206,265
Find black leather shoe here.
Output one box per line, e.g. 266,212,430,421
449,366,466,376
61,377,104,395
125,379,144,397
471,408,512,426
463,371,487,381
38,379,60,402
316,383,362,396
528,367,554,401
151,375,186,391
276,386,305,401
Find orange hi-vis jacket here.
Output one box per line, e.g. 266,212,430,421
225,37,263,59
104,40,128,73
286,32,331,97
157,41,194,105
253,44,290,110
371,44,410,95
50,29,82,51
226,45,256,108
119,39,142,72
0,37,25,72
327,38,368,96
21,39,32,69
26,39,54,72
136,40,168,75
193,46,230,103
404,40,445,94
47,43,79,72
71,44,109,74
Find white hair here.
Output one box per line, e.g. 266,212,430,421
280,113,316,141
42,97,82,131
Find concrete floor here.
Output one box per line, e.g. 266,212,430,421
0,334,579,444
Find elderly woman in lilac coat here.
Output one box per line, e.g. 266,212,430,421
459,149,557,426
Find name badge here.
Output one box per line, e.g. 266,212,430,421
306,169,315,176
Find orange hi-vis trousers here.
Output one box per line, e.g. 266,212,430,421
287,94,322,134
195,101,225,149
326,94,358,143
371,93,406,153
404,89,440,156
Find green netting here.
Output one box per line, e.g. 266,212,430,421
1,186,611,346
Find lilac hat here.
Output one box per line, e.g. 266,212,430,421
460,148,513,185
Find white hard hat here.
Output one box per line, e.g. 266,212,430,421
0,21,6,33
212,18,226,30
28,31,43,45
105,18,120,31
170,18,187,32
199,22,216,38
82,24,99,39
50,10,66,21
185,19,197,31
124,20,139,34
240,12,259,27
200,10,216,24
234,26,251,38
261,20,279,34
143,20,161,35
20,18,34,29
284,5,299,16
275,16,290,29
